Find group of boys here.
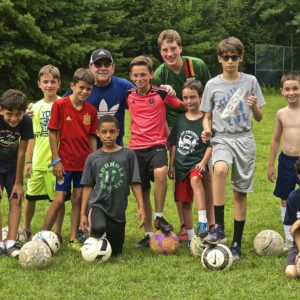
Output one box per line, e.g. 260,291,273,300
1,29,300,277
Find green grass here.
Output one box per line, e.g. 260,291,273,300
1,93,299,300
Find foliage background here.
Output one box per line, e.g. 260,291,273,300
1,0,300,99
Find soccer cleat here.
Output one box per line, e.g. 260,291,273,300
197,222,208,238
230,242,242,261
178,224,188,242
68,239,82,251
6,244,21,259
135,236,150,249
0,247,6,256
283,239,293,252
154,216,173,233
24,228,32,240
203,224,227,245
77,229,88,243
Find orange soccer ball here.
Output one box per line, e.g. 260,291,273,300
150,230,180,255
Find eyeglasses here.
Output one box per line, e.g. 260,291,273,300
221,55,240,62
93,61,113,68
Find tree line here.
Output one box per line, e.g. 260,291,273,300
0,0,299,99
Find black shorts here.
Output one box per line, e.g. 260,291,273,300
134,145,168,190
286,243,298,267
0,167,16,199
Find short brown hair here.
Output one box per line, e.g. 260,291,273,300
0,89,27,112
217,37,244,57
130,56,153,73
182,79,203,97
72,68,95,85
280,72,300,88
158,29,182,48
38,65,61,81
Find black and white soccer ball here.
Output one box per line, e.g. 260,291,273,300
201,244,233,271
32,231,61,255
19,240,52,268
2,226,28,247
254,230,284,256
190,236,207,258
81,237,112,262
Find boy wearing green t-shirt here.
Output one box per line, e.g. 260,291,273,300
24,65,65,242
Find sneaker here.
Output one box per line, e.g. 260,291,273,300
77,229,88,243
178,224,188,242
68,239,82,251
230,242,242,261
283,239,293,252
24,228,32,240
6,244,21,259
154,216,173,233
0,247,6,256
197,222,208,238
135,236,150,249
203,224,227,245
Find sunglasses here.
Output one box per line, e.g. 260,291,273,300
93,61,112,68
221,55,240,62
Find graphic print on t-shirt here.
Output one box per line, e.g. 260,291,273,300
221,87,245,119
98,99,119,119
177,130,199,156
98,161,125,191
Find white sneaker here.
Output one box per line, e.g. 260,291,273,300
283,239,293,252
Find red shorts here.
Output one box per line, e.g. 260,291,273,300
175,169,206,203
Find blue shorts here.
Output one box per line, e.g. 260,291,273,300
274,152,300,200
55,171,83,192
0,167,16,199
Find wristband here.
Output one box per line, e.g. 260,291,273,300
48,157,61,168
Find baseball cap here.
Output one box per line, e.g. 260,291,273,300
90,49,113,64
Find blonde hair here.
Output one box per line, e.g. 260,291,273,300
158,29,182,48
38,65,61,81
130,56,154,72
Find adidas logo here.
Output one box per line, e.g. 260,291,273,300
98,50,106,56
66,116,72,121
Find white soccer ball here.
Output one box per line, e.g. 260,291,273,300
201,244,233,271
2,226,27,247
190,236,207,258
81,237,112,262
254,229,284,256
32,231,61,255
19,240,52,268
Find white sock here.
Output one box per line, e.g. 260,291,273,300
145,232,153,237
198,210,207,223
281,206,293,241
154,212,163,219
187,229,195,241
6,240,16,248
0,241,5,249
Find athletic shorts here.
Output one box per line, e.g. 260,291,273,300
55,171,83,192
88,206,126,256
0,167,16,199
211,132,256,193
175,169,206,203
274,152,300,200
286,243,298,267
134,145,168,190
26,170,56,201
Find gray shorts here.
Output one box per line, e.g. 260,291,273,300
211,132,256,193
286,243,298,267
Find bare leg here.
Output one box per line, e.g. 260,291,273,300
142,188,152,232
233,190,247,221
190,176,206,210
70,188,82,241
213,161,229,206
203,171,215,226
8,198,21,240
24,199,35,230
182,202,193,230
153,166,168,213
54,203,65,236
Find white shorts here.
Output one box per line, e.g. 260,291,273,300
211,132,256,193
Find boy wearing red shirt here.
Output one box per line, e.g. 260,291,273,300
43,68,98,250
127,56,185,248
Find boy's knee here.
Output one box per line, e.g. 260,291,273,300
285,265,299,279
91,224,106,239
213,164,228,178
154,167,168,181
190,176,201,186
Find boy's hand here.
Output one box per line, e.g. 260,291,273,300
195,161,205,173
267,166,276,183
168,166,175,180
24,163,32,178
80,215,88,231
201,130,212,143
26,102,34,117
247,94,257,109
290,220,300,237
137,208,145,228
10,184,24,205
52,161,65,178
161,85,176,97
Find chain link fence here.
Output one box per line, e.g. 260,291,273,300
255,44,300,87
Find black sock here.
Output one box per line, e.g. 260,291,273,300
214,205,225,229
232,219,245,248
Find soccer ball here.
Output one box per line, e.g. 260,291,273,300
254,229,284,256
32,231,61,255
19,240,52,268
81,237,112,262
201,244,233,271
190,236,207,258
2,226,27,247
150,230,180,255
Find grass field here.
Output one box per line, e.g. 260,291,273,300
1,93,299,300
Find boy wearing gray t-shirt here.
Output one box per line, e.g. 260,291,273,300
200,37,265,260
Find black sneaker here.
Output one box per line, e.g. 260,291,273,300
154,216,173,233
203,224,227,245
230,242,242,261
135,236,150,249
6,244,21,259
